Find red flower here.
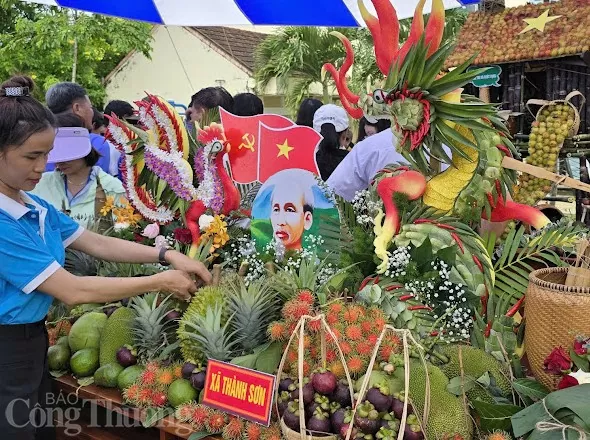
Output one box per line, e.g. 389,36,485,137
544,347,572,375
133,233,146,243
173,228,192,244
574,338,588,356
557,374,579,390
197,123,225,145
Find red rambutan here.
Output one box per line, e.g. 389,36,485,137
379,343,401,362
373,316,387,331
140,369,157,386
330,328,342,341
282,300,312,321
123,384,140,402
327,302,344,315
222,417,244,440
286,349,298,364
244,422,262,440
145,361,159,372
296,290,315,305
346,357,366,376
309,345,319,359
301,360,311,377
190,405,210,431
156,369,175,387
367,334,379,345
151,391,168,407
326,312,339,326
339,341,352,356
326,349,337,363
175,404,193,422
355,341,373,357
137,388,153,406
342,308,360,324
345,325,362,341
361,320,373,333
267,321,287,341
302,335,311,350
173,364,183,379
307,318,322,333
261,424,282,440
205,410,228,433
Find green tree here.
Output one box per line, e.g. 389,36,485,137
0,0,153,107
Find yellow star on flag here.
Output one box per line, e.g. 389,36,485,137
519,9,562,34
276,139,294,159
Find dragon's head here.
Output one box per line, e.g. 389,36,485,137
197,123,228,160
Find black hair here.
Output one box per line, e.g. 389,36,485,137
55,112,101,167
189,87,234,112
296,98,323,127
92,107,106,130
357,117,392,143
45,82,88,114
104,100,135,119
0,75,56,152
233,93,264,116
316,123,348,180
303,204,314,215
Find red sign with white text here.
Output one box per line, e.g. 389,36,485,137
202,360,276,426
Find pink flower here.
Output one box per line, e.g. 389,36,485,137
544,347,572,375
142,223,160,239
557,374,579,390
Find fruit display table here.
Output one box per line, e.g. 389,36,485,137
51,375,213,440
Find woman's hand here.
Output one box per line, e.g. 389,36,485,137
165,250,212,286
156,270,199,302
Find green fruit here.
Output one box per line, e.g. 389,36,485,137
117,365,145,391
68,312,108,353
47,344,70,371
94,363,124,388
167,379,198,407
99,307,136,366
70,348,100,377
57,336,69,348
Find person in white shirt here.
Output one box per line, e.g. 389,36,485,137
327,129,451,201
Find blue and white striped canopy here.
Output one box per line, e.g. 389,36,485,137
22,0,479,26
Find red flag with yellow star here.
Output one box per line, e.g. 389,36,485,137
257,123,322,183
220,108,294,184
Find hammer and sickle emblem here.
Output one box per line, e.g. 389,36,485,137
238,133,255,152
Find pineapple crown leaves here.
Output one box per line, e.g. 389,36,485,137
225,276,280,353
180,303,240,362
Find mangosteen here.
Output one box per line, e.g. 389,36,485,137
277,391,292,417
190,369,207,390
403,421,424,440
312,369,338,395
120,298,130,307
339,423,357,440
307,408,332,434
379,413,399,430
279,377,295,393
291,382,315,405
181,362,198,379
366,383,393,413
329,401,341,414
165,309,181,322
306,394,330,418
283,400,302,432
353,401,381,435
104,306,118,317
331,408,351,434
116,345,137,367
375,427,397,440
330,380,353,408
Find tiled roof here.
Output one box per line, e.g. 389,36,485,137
191,27,267,73
447,0,590,67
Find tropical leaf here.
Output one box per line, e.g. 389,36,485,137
492,222,584,313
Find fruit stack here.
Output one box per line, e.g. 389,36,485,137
278,371,423,440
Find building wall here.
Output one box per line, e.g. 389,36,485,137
105,26,255,108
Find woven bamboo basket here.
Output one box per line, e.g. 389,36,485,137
526,90,585,138
524,267,590,390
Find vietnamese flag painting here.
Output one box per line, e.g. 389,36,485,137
220,108,294,184
257,123,322,183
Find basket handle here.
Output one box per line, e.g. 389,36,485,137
565,90,586,114
526,98,551,119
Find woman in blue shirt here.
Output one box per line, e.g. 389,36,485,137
0,76,212,440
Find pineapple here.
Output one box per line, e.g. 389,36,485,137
224,275,279,352
178,304,237,362
129,293,177,363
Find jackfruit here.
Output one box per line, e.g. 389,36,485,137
178,285,227,363
99,307,136,366
408,360,473,440
434,344,512,397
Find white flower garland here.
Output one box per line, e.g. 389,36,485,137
194,142,215,207
108,124,133,154
150,103,180,153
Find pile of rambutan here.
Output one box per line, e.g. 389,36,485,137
174,403,281,440
267,292,401,378
123,361,183,408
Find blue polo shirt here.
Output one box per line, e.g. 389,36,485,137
0,192,84,325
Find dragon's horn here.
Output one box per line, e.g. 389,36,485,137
358,0,390,75
424,0,445,57
330,31,360,105
371,0,400,69
321,62,364,119
395,0,426,65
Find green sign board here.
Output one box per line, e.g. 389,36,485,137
468,65,502,88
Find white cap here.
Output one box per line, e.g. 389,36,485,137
313,104,349,133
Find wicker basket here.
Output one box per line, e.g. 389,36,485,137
524,267,590,390
526,90,585,137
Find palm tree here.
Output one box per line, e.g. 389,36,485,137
254,26,356,113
